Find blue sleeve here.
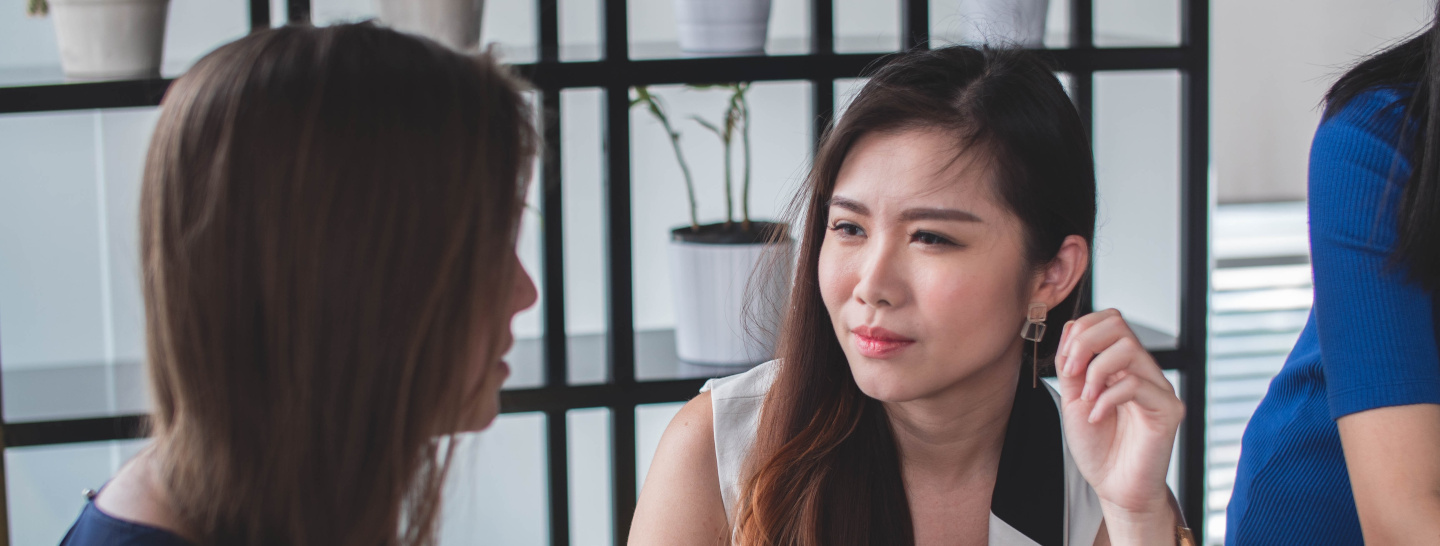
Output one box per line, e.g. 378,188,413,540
1309,88,1440,420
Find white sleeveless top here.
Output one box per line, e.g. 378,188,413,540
700,361,1105,546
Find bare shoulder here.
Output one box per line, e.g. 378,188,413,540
93,451,194,541
629,391,728,545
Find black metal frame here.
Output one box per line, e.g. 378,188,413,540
0,0,1210,544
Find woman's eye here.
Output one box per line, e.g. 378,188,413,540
829,222,864,237
913,231,954,246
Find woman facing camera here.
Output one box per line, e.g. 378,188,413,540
61,23,537,546
630,46,1191,546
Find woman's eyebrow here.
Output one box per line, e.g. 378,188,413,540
898,207,983,223
826,195,870,215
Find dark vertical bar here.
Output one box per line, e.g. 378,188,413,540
538,0,569,540
811,0,834,55
0,337,10,546
601,0,636,543
812,81,835,152
604,0,629,62
1070,0,1095,135
1178,0,1210,537
249,0,271,32
610,402,638,545
545,410,571,546
539,0,561,63
287,0,310,25
900,0,930,51
811,0,836,149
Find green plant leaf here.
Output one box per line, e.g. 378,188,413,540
26,0,47,16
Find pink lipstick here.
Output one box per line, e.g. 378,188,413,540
851,325,916,359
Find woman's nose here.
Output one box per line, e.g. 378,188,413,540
510,254,538,316
852,242,907,309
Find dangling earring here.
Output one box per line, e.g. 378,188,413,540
1020,303,1048,388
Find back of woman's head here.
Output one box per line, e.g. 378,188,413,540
141,22,535,546
738,46,1095,544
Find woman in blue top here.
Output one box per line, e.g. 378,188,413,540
1227,8,1440,546
60,23,539,546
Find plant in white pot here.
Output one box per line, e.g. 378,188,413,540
956,0,1050,48
374,0,484,51
28,0,171,79
633,84,792,367
673,0,772,55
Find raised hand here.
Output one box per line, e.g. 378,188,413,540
1055,309,1184,545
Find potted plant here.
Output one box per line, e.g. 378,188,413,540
374,0,484,51
633,84,792,367
28,0,171,79
673,0,772,55
956,0,1049,48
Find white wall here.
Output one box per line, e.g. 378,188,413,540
1214,0,1434,203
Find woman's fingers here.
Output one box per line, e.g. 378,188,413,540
1086,373,1183,424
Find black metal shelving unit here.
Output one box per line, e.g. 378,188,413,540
0,0,1210,544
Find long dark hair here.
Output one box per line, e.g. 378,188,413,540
735,46,1096,544
1325,6,1440,292
142,23,535,545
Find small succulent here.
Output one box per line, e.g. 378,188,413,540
27,0,47,17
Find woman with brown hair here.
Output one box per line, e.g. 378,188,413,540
59,22,537,546
630,46,1190,545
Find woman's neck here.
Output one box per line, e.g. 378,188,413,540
883,353,1021,487
95,445,198,543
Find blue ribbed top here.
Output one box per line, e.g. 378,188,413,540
1227,86,1440,545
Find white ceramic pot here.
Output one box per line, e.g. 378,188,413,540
48,0,169,79
956,0,1050,48
668,224,791,366
673,0,771,54
376,0,485,51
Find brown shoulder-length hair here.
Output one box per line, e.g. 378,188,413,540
735,46,1096,545
141,23,536,546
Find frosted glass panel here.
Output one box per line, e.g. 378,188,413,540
568,408,613,546
634,402,685,494
560,0,602,62
439,413,549,545
1094,0,1181,47
929,0,1072,49
561,88,610,385
1091,70,1182,342
626,0,809,59
6,439,150,546
1,107,158,421
835,0,899,53
628,81,811,381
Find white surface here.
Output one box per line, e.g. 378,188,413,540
49,0,169,78
673,0,772,53
568,408,614,546
634,402,684,495
374,0,484,51
0,0,245,74
952,0,1051,48
668,240,789,365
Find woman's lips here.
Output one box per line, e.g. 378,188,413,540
851,325,915,359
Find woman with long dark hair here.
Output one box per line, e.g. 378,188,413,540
630,46,1191,546
1227,7,1440,546
59,23,537,546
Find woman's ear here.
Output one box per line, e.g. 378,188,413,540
1030,235,1090,308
